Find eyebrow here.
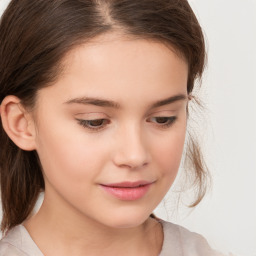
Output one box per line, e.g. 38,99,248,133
64,94,187,109
64,97,121,108
150,94,187,109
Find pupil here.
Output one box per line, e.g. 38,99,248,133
156,117,168,123
90,119,103,126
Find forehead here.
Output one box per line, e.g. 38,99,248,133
64,33,188,77
38,33,188,108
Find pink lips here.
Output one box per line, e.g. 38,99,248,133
100,181,153,201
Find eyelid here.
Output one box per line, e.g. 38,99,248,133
74,112,109,118
148,109,177,115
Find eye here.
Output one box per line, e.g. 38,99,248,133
148,116,177,128
76,118,110,131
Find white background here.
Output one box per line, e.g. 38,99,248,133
0,0,255,255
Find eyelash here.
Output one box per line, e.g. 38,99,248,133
76,116,177,132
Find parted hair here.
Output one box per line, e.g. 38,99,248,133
0,0,208,233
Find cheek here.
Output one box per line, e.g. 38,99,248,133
35,121,109,186
153,125,186,179
144,124,186,209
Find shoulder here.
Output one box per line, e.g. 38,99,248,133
0,226,27,256
0,225,43,256
0,242,26,256
159,219,227,256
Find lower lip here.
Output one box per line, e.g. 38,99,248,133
100,184,152,201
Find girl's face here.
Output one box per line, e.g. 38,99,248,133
33,33,188,228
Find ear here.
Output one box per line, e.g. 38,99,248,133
0,95,36,151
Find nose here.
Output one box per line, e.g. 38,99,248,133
112,124,150,169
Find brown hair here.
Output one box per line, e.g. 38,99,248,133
0,0,208,233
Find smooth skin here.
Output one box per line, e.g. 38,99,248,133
1,33,189,255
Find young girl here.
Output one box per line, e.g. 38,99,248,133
0,0,227,255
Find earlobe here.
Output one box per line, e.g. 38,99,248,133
0,95,36,151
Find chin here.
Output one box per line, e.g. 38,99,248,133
101,210,151,229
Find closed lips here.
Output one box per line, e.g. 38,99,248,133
101,181,154,188
100,181,154,200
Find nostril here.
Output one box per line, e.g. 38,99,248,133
112,148,149,169
112,127,150,168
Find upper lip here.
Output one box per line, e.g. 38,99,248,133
100,180,154,188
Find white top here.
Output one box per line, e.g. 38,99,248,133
0,219,229,256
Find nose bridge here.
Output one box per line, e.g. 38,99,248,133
112,121,149,169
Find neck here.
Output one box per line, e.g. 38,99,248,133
24,196,163,256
